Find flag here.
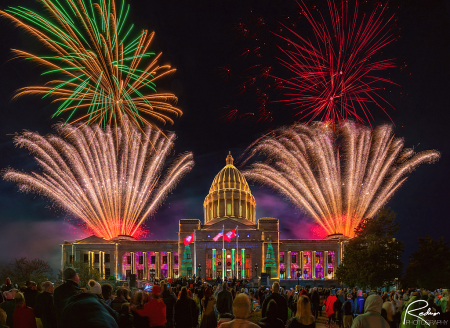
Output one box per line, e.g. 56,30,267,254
213,228,224,242
224,228,237,242
184,232,194,245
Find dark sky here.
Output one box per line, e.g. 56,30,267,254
0,0,449,271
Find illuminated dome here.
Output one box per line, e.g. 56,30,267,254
204,152,256,225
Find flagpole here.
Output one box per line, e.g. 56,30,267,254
236,226,239,280
222,224,225,281
194,230,196,279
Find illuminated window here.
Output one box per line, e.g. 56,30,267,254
227,204,231,215
138,256,143,265
105,254,110,263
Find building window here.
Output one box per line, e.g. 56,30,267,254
127,256,131,265
84,254,88,263
280,255,284,263
69,255,74,264
94,254,99,263
328,254,333,264
163,256,167,264
187,252,191,259
105,268,111,277
174,255,178,264
227,203,231,215
138,256,143,265
187,268,192,276
105,254,110,263
151,256,156,264
292,255,297,264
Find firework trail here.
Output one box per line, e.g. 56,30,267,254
3,120,194,240
0,0,180,129
275,0,397,124
243,121,439,237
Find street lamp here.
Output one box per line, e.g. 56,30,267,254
296,268,301,287
197,263,202,278
254,263,258,280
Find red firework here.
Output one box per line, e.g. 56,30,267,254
275,0,398,124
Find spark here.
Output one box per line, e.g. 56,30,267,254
0,0,181,130
3,120,194,240
244,121,439,237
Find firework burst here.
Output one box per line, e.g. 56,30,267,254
275,0,397,124
243,121,439,237
0,0,180,129
3,120,194,240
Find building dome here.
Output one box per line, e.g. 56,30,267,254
204,152,256,225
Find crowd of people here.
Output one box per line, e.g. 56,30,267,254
0,271,449,328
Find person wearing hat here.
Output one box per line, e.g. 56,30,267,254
54,267,81,328
143,284,167,328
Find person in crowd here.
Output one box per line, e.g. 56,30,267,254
111,288,128,314
261,281,288,324
118,303,134,328
143,285,166,328
325,289,338,327
218,293,259,328
174,287,197,328
258,299,285,328
311,287,320,319
381,301,396,328
354,290,365,316
23,281,38,309
54,268,80,327
351,294,389,328
13,292,37,328
0,308,8,328
102,284,114,307
336,290,345,328
342,293,355,328
130,291,148,328
217,282,233,319
161,283,176,328
286,295,315,328
60,290,119,328
2,279,12,293
200,287,217,328
0,291,15,328
34,281,57,328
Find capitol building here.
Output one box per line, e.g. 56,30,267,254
62,153,347,287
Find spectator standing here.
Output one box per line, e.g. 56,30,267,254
174,287,197,328
144,285,166,328
23,281,38,309
325,290,338,327
101,284,114,307
351,294,389,328
342,293,355,328
2,279,12,293
286,295,316,328
13,292,37,328
118,303,134,328
0,291,15,328
200,287,217,328
218,294,259,328
261,281,288,324
53,268,80,328
217,282,233,318
111,288,128,314
161,283,176,328
34,281,57,328
311,288,320,319
258,299,285,328
355,291,365,316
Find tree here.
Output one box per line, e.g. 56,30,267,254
67,261,101,288
403,236,450,290
180,245,193,277
0,257,53,286
264,240,277,277
335,209,403,289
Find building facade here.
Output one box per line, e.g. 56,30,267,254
61,153,347,286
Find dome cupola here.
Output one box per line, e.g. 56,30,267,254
204,152,256,225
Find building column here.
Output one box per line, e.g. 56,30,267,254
232,249,236,278
130,252,135,274
287,251,291,279
241,249,245,278
311,251,316,279
300,251,303,279
156,252,160,278
212,249,216,278
167,252,171,279
222,248,226,280
324,251,328,279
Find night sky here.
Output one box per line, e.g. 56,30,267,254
0,0,449,271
